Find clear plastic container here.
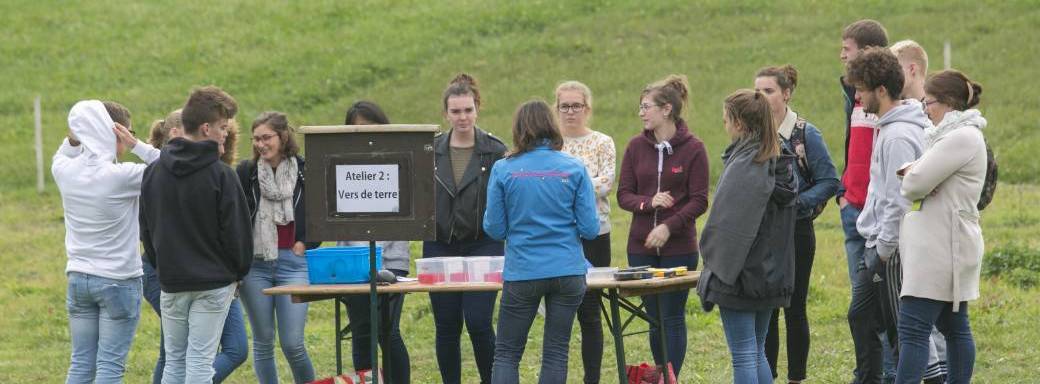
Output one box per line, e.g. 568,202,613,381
415,258,446,285
465,256,506,283
585,267,618,281
443,257,467,283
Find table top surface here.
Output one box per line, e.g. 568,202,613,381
263,271,700,298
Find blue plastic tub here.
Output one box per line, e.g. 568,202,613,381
306,246,383,284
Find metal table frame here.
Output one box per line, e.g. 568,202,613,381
264,272,699,383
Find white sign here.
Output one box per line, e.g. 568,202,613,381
335,164,400,213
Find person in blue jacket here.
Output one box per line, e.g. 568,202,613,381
483,100,599,384
754,65,839,383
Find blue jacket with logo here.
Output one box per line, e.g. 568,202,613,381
483,144,599,281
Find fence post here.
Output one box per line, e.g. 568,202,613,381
944,40,952,69
35,96,44,194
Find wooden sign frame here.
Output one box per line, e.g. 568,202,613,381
300,124,438,241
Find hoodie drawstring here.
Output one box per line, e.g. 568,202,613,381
653,141,673,254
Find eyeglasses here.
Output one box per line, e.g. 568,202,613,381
558,103,586,113
252,134,277,143
638,103,661,112
559,103,586,113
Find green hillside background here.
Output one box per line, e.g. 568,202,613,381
2,1,1038,382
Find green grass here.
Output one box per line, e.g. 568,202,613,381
3,184,1039,382
2,0,1039,382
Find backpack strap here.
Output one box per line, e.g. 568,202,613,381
790,118,813,182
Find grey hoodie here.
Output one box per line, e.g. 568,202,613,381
856,100,930,261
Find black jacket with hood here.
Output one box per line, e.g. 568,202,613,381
140,137,253,293
697,139,798,311
432,127,507,244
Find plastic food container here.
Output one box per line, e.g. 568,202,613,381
465,256,505,283
306,246,383,284
443,257,467,283
416,258,446,285
585,267,618,281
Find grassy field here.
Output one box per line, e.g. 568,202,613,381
2,0,1039,382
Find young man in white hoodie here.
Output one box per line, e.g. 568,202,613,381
53,100,160,383
845,47,930,384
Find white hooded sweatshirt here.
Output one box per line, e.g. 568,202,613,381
52,100,159,280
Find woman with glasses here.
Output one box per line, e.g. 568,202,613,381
616,74,710,377
236,111,320,383
554,80,616,384
895,70,987,383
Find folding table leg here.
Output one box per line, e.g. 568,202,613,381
655,293,672,384
609,289,627,384
335,297,343,375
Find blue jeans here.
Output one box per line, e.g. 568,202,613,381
424,239,503,384
143,261,247,384
896,298,974,384
719,307,773,384
240,249,315,384
346,269,410,383
66,272,142,384
627,252,698,377
160,283,236,384
491,275,586,384
841,205,895,382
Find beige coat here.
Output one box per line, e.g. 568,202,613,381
898,110,987,309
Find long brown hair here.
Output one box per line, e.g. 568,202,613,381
725,89,779,163
250,111,299,162
509,100,563,157
641,74,689,122
221,118,239,165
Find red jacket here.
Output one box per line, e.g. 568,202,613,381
842,99,877,210
617,120,710,256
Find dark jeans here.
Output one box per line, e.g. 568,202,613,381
896,298,974,384
766,219,815,381
847,246,886,384
142,261,248,384
577,233,611,384
491,275,586,384
345,269,410,383
424,239,503,384
841,205,895,383
627,252,699,377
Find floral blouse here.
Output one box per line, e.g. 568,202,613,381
563,130,616,235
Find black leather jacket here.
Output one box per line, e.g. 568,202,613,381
236,155,320,249
432,128,507,244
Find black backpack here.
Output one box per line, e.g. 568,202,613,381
788,118,827,220
977,141,998,210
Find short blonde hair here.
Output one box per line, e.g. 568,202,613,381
890,40,929,77
554,80,593,111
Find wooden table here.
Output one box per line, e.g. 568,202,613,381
264,272,699,383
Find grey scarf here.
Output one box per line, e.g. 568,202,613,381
253,156,298,261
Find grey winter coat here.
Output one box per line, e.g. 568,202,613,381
697,137,798,311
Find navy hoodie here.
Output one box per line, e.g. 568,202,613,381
140,137,252,293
